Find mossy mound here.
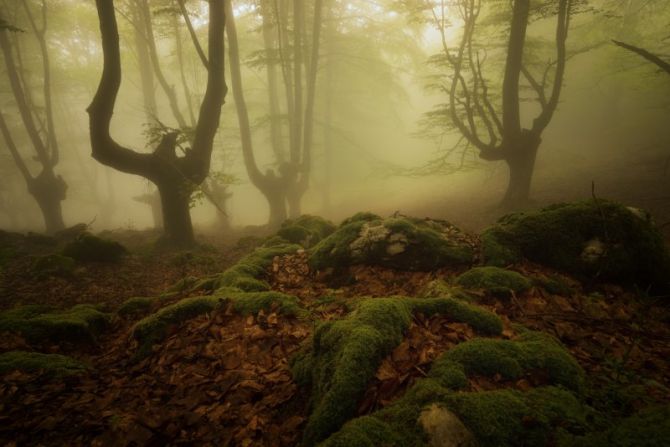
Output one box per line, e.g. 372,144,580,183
277,215,336,248
31,254,76,278
418,279,475,302
62,232,127,263
0,304,110,344
293,296,502,445
309,216,474,271
456,266,532,298
214,241,301,292
566,405,670,447
340,212,382,227
481,200,670,290
322,330,587,446
0,351,88,376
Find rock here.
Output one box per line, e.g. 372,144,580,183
309,215,474,271
419,404,478,447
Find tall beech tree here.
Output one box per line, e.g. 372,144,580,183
424,0,574,208
0,1,67,233
88,0,227,246
226,0,324,227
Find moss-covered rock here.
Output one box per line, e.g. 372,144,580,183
481,200,670,290
456,266,532,298
309,216,474,271
31,254,76,278
0,351,88,376
277,215,336,248
0,304,110,344
62,232,127,263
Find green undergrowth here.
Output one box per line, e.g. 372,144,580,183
62,232,127,263
277,215,336,248
0,304,110,344
292,296,503,445
321,330,587,446
481,200,670,291
0,351,88,376
309,215,474,271
456,266,532,298
31,254,76,278
117,292,179,318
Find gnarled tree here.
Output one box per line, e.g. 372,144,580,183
88,0,226,246
426,0,574,208
0,2,67,233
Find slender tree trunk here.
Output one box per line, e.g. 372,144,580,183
29,170,67,234
261,0,285,162
266,189,288,228
132,0,157,120
502,132,541,209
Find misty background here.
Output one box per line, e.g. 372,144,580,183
1,0,668,239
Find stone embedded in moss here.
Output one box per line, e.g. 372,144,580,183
0,304,110,344
277,215,336,248
481,200,670,290
296,298,413,445
309,216,474,271
0,351,88,376
31,254,76,278
456,266,532,298
62,232,127,263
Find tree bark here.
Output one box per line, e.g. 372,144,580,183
502,131,541,209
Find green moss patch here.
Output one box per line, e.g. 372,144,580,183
0,351,88,376
62,232,127,263
309,216,474,271
411,297,503,335
277,215,336,248
481,200,670,290
0,304,110,344
456,266,532,298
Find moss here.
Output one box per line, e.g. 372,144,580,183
62,232,127,263
456,267,532,298
0,304,110,344
481,200,670,291
309,217,474,271
132,295,222,346
297,298,413,445
118,296,157,317
532,274,574,296
277,215,336,248
340,212,382,227
0,351,88,376
441,331,584,392
319,415,406,447
410,297,503,336
168,275,199,293
418,279,475,302
427,358,468,390
566,405,670,447
218,288,306,317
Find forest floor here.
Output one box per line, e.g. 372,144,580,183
0,219,669,446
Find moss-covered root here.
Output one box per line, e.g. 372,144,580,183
435,331,584,392
132,290,305,349
0,351,88,376
295,298,413,446
0,304,110,344
411,297,503,336
456,266,532,298
215,242,301,292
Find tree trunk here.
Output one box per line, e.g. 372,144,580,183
286,188,302,219
157,180,193,246
266,189,288,229
28,170,66,234
502,132,541,209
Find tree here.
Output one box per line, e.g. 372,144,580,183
612,40,670,77
87,0,227,246
226,0,323,227
417,0,575,208
0,1,67,233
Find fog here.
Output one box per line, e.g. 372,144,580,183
1,0,668,242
